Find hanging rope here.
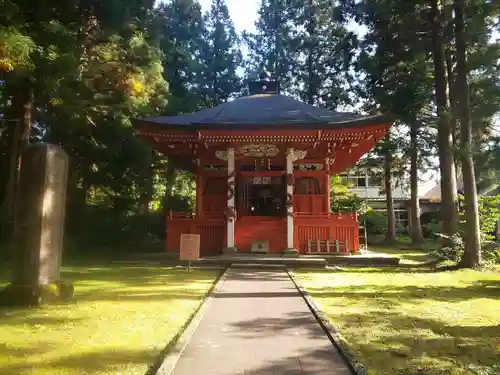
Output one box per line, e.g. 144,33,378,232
227,170,236,200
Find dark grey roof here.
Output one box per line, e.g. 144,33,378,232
136,94,392,130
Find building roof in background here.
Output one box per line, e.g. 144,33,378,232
422,184,442,202
421,180,500,202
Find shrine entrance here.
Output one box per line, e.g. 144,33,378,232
238,174,286,217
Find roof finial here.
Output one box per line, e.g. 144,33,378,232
248,72,279,96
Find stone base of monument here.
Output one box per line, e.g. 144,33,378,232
0,280,74,307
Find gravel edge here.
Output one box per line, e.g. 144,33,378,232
148,267,230,375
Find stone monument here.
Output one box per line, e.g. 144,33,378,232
0,143,73,306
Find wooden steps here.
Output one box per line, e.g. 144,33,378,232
306,239,350,254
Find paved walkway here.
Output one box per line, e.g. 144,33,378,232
168,268,351,375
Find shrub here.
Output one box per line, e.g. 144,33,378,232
67,206,164,254
430,233,464,262
330,176,368,214
396,223,409,236
482,241,500,264
422,219,442,239
477,195,500,242
360,209,386,235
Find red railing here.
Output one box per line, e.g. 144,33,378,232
294,213,359,253
166,211,359,255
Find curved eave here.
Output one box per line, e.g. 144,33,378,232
132,114,395,132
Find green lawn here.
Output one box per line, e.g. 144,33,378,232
368,246,437,265
0,263,219,375
296,265,500,375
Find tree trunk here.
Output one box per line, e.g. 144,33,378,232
0,81,33,236
445,48,459,149
454,0,481,268
410,120,424,247
384,151,396,245
430,0,459,244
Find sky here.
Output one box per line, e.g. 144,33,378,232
198,0,368,35
199,0,498,41
199,0,260,33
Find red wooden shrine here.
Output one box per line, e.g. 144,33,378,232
134,79,392,256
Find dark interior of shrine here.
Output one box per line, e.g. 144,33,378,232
246,182,285,217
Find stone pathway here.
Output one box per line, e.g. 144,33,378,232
168,268,351,375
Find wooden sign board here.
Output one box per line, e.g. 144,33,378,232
180,234,200,261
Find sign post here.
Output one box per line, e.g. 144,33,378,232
180,234,200,271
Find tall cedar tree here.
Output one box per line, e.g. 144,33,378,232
356,0,434,246
293,0,357,107
201,0,242,106
454,0,481,267
156,0,206,115
451,0,500,194
430,0,459,243
243,0,299,92
0,0,168,237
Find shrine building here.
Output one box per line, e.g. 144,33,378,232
134,78,393,256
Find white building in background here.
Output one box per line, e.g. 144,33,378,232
339,169,411,227
339,167,438,228
345,168,500,239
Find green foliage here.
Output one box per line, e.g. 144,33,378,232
0,0,173,246
200,0,242,105
0,27,35,72
330,176,368,214
482,242,500,264
245,0,356,106
457,194,500,242
430,195,500,264
155,0,207,115
477,195,500,263
431,233,465,263
68,207,165,251
169,170,196,213
422,219,442,239
477,195,500,241
291,0,357,107
243,0,299,93
360,209,386,235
